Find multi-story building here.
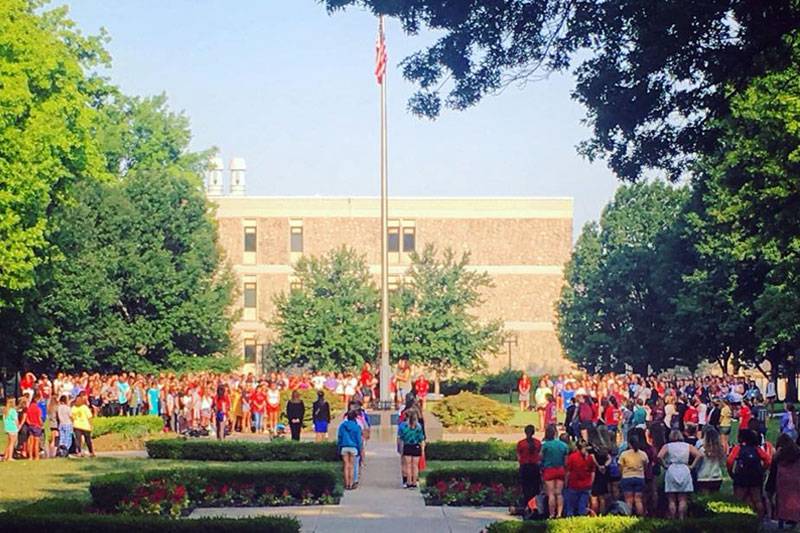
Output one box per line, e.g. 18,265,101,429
207,158,574,374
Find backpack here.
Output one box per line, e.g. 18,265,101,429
607,452,621,479
56,445,69,458
733,445,763,486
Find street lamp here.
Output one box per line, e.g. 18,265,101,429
505,333,518,404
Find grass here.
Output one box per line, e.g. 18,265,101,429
0,458,309,512
484,393,566,427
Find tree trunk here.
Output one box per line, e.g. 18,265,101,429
786,351,799,404
434,368,441,396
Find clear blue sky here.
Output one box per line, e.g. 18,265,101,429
65,1,620,236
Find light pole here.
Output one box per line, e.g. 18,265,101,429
505,333,518,404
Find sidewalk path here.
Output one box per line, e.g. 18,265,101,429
190,440,513,532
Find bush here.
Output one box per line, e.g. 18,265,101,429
90,463,341,514
278,389,345,427
485,515,758,533
425,440,516,461
146,439,339,462
93,415,164,439
439,370,540,395
431,392,513,428
424,462,518,488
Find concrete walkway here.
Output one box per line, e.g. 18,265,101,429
190,440,513,532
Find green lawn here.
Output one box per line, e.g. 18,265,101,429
0,458,304,512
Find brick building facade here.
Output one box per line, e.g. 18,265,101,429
210,176,573,374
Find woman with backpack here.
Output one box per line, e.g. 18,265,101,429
727,428,770,518
658,429,702,519
587,426,611,515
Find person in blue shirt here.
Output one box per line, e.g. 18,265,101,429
337,410,363,490
117,375,131,416
147,382,160,416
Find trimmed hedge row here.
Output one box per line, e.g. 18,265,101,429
93,415,164,438
0,513,300,532
2,498,301,532
146,438,339,462
424,440,516,461
423,462,517,488
90,463,341,512
485,515,758,533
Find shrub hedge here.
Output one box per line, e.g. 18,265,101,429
440,370,540,396
146,438,339,462
0,513,301,532
423,462,518,488
93,415,164,439
485,515,758,533
431,392,513,428
90,463,341,512
424,440,516,461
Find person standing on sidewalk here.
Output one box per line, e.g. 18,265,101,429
398,411,425,489
286,390,305,441
337,410,363,490
516,424,541,509
312,390,331,442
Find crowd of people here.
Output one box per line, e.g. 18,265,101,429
0,360,427,461
514,372,800,528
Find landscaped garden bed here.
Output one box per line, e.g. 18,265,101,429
90,463,342,517
146,438,339,461
422,462,519,506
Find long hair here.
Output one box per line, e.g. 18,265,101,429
524,424,537,452
776,433,800,465
701,426,725,462
544,424,557,441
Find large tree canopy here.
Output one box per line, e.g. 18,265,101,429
391,245,504,377
557,182,689,373
324,0,799,181
0,0,108,307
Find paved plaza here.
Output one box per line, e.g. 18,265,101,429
190,440,513,532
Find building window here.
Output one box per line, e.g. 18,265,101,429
244,282,257,309
244,339,256,364
388,227,400,252
290,226,303,253
244,226,257,252
403,227,416,252
290,279,303,292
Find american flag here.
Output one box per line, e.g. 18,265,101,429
375,17,387,84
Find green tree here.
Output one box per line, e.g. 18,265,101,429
557,182,689,373
1,91,235,372
698,39,800,399
270,247,380,371
391,245,504,384
324,0,799,181
0,0,108,307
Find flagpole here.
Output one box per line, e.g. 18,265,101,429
378,15,392,409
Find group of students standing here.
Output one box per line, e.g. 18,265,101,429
513,371,800,528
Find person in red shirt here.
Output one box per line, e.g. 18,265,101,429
24,393,43,461
739,400,752,433
516,424,542,508
564,440,595,516
518,373,532,412
604,396,621,440
249,385,267,433
543,394,557,427
414,374,429,411
214,384,231,441
683,400,699,426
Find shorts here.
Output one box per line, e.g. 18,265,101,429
542,466,565,482
267,405,280,415
28,426,43,438
580,421,594,431
696,480,722,492
314,421,329,433
403,443,422,457
620,477,645,494
720,426,731,435
340,447,358,456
